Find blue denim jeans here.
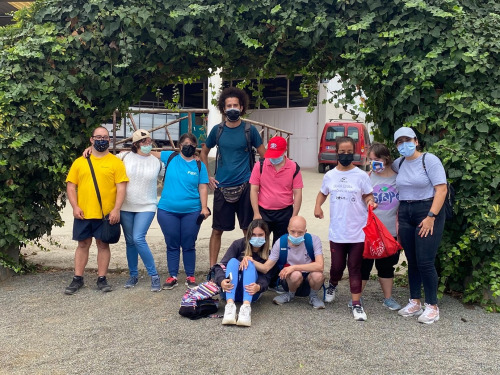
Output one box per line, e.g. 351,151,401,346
157,209,200,277
398,200,445,305
224,258,261,303
120,211,158,277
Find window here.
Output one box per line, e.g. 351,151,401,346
348,127,359,141
289,76,314,107
223,76,316,109
326,126,345,141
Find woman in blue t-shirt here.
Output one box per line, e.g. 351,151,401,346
156,133,210,290
392,127,447,324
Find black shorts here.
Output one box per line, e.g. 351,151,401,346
281,272,311,297
361,251,400,280
72,218,104,241
212,183,253,231
259,205,293,244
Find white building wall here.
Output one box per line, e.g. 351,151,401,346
247,107,319,168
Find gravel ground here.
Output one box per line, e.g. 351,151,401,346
1,270,499,375
2,168,500,374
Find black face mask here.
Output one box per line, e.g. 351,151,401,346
225,108,241,122
93,140,109,152
181,144,196,158
338,153,354,167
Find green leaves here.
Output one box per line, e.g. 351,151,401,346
0,0,499,308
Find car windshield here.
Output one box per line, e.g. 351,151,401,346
326,126,344,141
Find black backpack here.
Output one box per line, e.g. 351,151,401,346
178,299,219,320
398,153,455,220
214,121,255,174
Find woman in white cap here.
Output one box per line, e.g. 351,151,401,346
392,127,447,324
117,129,163,291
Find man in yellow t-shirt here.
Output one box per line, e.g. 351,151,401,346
64,126,129,295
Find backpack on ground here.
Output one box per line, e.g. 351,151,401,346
162,151,201,186
215,121,255,174
398,153,455,220
178,280,220,320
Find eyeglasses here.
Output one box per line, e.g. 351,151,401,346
140,139,152,145
93,135,110,141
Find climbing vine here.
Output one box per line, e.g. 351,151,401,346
0,0,499,305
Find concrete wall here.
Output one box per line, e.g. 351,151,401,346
247,107,319,168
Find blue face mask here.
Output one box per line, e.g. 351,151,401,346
93,139,109,152
397,142,416,157
249,237,266,248
140,145,152,154
270,155,284,165
371,160,385,173
288,234,305,246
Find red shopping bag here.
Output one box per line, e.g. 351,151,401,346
362,206,402,259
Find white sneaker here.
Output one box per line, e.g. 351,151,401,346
398,299,424,317
222,303,237,325
236,304,251,327
417,304,440,324
324,284,336,303
352,304,367,321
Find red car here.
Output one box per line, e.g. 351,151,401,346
318,120,371,173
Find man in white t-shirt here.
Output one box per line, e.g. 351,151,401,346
244,216,325,309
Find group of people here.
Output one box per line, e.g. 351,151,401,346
63,87,448,327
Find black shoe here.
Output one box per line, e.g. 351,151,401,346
65,277,84,295
97,277,112,292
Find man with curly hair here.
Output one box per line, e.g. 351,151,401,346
201,87,266,267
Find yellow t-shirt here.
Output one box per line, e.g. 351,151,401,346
66,154,129,219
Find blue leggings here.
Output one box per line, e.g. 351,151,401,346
225,258,261,303
157,209,201,277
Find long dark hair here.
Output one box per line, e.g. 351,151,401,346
244,219,270,260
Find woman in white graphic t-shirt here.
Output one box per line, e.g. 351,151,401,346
314,136,376,321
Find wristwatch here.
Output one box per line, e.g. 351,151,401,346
427,211,436,218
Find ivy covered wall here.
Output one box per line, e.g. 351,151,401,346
0,0,499,306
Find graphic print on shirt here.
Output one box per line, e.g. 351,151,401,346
372,184,399,210
332,176,359,204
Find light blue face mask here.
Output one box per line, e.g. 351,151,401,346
270,155,284,165
397,142,416,157
249,237,266,248
288,234,305,246
140,145,153,154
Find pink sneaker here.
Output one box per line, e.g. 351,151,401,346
398,299,423,317
418,304,440,324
